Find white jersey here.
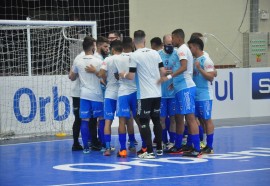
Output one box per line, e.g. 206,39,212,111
114,52,137,97
173,43,196,93
70,51,84,97
101,55,119,100
94,52,104,61
130,48,162,99
73,55,103,102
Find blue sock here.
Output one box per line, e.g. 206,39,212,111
162,129,168,144
141,134,146,148
128,134,135,147
169,132,176,143
192,134,200,151
98,119,105,145
119,133,126,151
184,125,188,136
207,133,214,148
186,134,192,147
199,125,204,141
80,120,90,148
175,134,183,149
104,134,111,149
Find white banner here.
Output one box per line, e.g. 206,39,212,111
0,68,269,135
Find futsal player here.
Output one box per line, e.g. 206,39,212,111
150,37,163,51
159,29,201,157
158,34,178,150
69,36,104,154
92,36,110,150
70,51,84,151
120,30,166,158
114,37,138,157
108,30,121,42
188,38,215,154
86,40,122,156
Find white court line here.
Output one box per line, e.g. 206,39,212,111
1,123,270,147
49,167,270,186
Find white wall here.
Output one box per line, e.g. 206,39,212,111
1,68,269,136
129,0,270,67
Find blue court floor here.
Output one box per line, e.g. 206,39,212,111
1,123,270,186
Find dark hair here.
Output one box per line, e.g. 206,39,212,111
134,30,145,43
187,38,204,51
96,36,109,46
110,40,123,52
82,36,96,51
108,30,121,37
122,37,133,50
190,32,203,40
172,29,185,39
150,37,162,46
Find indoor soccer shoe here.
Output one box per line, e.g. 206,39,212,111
91,143,102,151
137,147,147,155
117,150,127,158
164,146,183,154
103,149,111,156
83,148,90,154
200,141,206,149
201,146,214,154
156,149,163,156
72,144,83,151
182,150,202,158
165,142,174,150
138,152,155,159
181,145,194,152
128,146,137,153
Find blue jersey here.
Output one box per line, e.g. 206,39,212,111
158,50,178,98
172,44,196,93
193,54,215,101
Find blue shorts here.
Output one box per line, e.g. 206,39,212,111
160,98,176,117
104,98,117,120
175,87,196,115
195,100,212,120
79,99,104,119
117,92,137,118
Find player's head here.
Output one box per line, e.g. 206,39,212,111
122,37,134,52
96,36,110,57
133,30,146,47
82,36,96,54
190,32,203,40
108,30,121,42
150,37,163,51
163,34,174,54
110,40,123,55
171,29,185,47
187,37,204,57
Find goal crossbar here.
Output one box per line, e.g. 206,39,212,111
0,20,97,39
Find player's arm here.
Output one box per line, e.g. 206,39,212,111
171,59,187,77
195,61,215,82
85,61,107,79
158,59,187,84
69,66,78,81
119,67,135,80
159,61,167,77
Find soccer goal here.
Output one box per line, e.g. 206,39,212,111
0,19,97,138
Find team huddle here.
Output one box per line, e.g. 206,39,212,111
69,29,216,159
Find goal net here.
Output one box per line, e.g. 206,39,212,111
0,20,96,138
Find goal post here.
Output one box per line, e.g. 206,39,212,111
0,20,97,138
